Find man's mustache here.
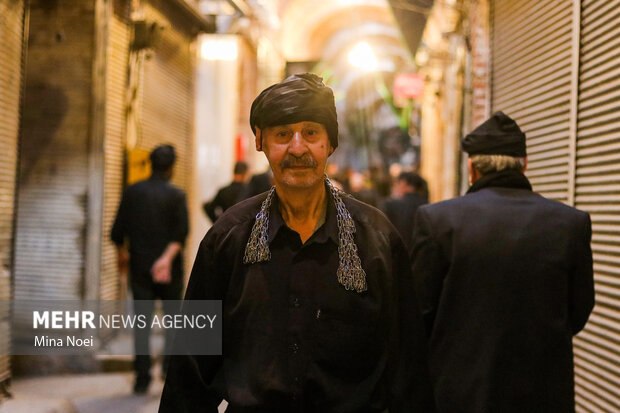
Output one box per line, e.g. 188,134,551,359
280,154,318,169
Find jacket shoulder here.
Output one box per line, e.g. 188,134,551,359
416,196,466,216
418,189,589,222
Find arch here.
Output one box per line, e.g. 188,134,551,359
280,0,393,61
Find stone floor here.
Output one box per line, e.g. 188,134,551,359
0,370,163,413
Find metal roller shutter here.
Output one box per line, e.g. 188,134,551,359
139,1,194,194
101,0,131,304
492,0,620,411
491,0,573,203
0,0,26,385
95,0,132,344
13,2,95,316
573,0,620,411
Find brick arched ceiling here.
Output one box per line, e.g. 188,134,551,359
279,0,396,62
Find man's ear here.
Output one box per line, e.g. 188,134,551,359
328,144,334,157
522,157,528,173
468,158,478,185
255,127,263,152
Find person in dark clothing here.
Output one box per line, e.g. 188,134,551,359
111,144,189,394
382,172,428,250
241,168,273,199
160,73,436,413
203,161,248,223
410,112,594,413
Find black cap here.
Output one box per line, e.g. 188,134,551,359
150,144,176,171
462,112,526,157
250,73,338,149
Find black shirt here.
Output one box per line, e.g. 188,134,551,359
203,181,247,223
111,174,189,281
159,189,435,413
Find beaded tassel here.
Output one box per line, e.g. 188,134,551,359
243,177,367,293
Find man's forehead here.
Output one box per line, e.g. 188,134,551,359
265,121,326,130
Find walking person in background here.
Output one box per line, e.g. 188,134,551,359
203,161,249,223
111,144,189,394
382,171,428,250
241,167,273,199
410,112,594,412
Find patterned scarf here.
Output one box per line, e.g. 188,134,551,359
243,177,367,293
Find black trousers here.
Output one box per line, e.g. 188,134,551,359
130,276,183,378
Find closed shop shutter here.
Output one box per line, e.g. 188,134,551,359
13,2,95,325
573,0,620,411
96,0,131,344
139,0,194,194
101,0,131,304
0,0,26,384
491,0,574,203
491,0,620,411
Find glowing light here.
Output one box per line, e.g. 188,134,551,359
201,37,238,61
348,42,378,71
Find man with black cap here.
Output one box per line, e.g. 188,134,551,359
410,112,594,412
160,73,435,412
111,144,189,393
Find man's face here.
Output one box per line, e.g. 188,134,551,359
395,179,413,196
256,121,333,190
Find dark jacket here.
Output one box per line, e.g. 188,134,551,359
160,190,436,413
203,181,246,223
111,174,189,283
241,171,272,199
410,170,594,413
383,192,428,250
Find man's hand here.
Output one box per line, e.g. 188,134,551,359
117,246,129,275
152,255,172,284
151,242,182,284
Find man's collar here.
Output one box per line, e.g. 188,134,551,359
467,169,532,194
150,170,171,181
266,187,338,245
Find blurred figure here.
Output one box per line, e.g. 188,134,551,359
349,170,380,207
241,168,273,199
368,165,391,204
111,144,189,394
202,161,248,223
388,163,404,188
411,112,594,412
325,162,344,190
382,172,428,250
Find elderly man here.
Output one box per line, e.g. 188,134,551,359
410,112,594,412
160,74,435,412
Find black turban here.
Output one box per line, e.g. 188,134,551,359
250,73,339,149
150,144,176,171
462,112,527,157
